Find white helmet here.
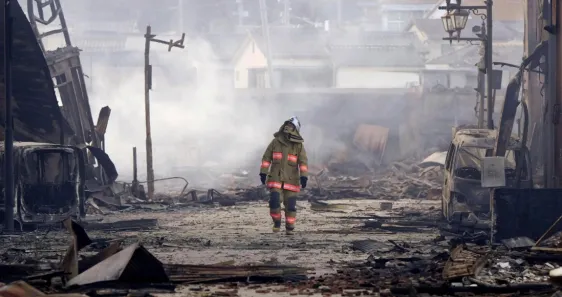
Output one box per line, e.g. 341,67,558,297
286,116,301,132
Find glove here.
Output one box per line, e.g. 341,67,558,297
259,173,267,185
300,176,308,189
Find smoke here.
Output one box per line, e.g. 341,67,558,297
82,32,417,189
43,3,471,190
87,38,284,187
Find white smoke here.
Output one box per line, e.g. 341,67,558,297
87,37,293,188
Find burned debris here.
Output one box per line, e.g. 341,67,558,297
1,0,561,296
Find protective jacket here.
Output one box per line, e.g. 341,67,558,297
260,124,308,192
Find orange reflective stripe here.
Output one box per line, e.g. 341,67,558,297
299,165,308,172
272,152,283,160
261,161,271,168
286,216,296,224
283,183,300,192
267,182,282,189
288,154,297,162
270,213,282,220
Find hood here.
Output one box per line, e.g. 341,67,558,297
274,123,304,143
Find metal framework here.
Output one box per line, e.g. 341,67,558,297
26,0,107,182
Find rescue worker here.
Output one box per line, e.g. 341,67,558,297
259,116,308,235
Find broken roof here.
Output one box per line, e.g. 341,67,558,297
251,28,330,58
0,1,68,144
427,42,523,68
410,19,523,41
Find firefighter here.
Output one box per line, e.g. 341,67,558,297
259,116,308,235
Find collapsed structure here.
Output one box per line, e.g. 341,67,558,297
0,0,117,228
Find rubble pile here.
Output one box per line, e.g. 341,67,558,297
83,151,446,212
303,156,444,201
292,235,562,296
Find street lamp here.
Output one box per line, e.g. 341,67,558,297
450,9,470,38
439,0,494,130
441,14,455,43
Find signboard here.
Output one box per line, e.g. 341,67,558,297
492,69,503,90
481,156,506,188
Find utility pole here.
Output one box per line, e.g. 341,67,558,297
550,0,561,187
3,0,14,231
132,146,138,195
477,22,486,128
258,0,275,88
485,0,494,130
144,26,185,200
544,0,556,187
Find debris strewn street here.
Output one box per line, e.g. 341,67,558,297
4,0,562,296
2,157,562,296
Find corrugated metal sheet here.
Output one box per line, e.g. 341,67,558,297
66,243,169,287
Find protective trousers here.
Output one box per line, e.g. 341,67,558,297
269,187,297,231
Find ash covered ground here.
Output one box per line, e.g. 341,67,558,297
1,160,561,297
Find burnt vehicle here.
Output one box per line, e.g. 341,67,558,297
0,142,86,229
441,129,532,221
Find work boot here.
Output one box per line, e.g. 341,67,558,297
272,221,281,233
285,216,296,235
285,198,297,236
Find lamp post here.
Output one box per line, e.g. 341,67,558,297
439,0,494,130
